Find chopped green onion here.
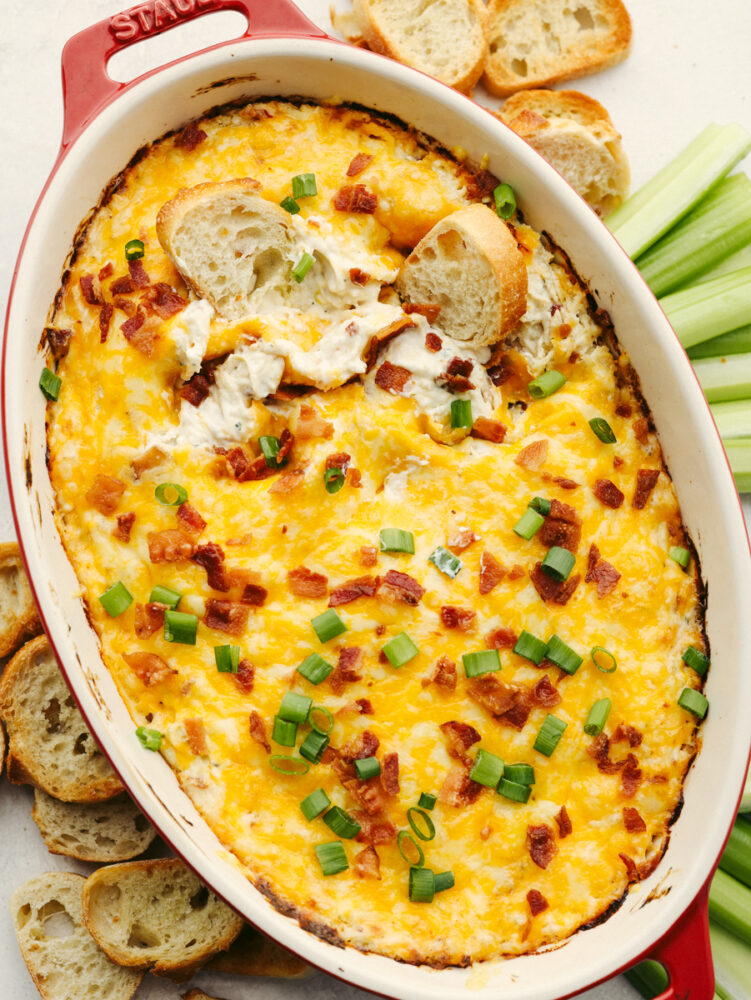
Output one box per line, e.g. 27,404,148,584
149,585,181,609
450,398,473,429
297,652,333,685
678,687,709,719
269,754,310,776
528,370,566,399
513,508,544,540
513,630,548,666
584,698,612,737
469,749,504,788
310,705,334,735
259,435,285,467
292,173,318,199
299,729,329,763
434,870,455,893
98,581,133,617
528,496,551,516
504,763,535,785
154,482,188,506
682,645,710,677
214,644,240,673
272,716,298,747
669,545,691,568
591,646,617,673
541,546,576,582
589,417,617,443
545,634,583,675
291,252,315,283
493,182,516,220
409,866,435,902
324,467,345,494
300,788,331,821
534,714,567,757
136,726,163,751
379,528,415,554
315,841,348,875
428,546,462,578
382,631,419,668
39,367,61,401
124,238,145,260
662,267,751,349
418,792,437,811
164,609,198,645
407,807,436,841
280,195,300,214
497,778,531,803
311,608,347,643
462,649,501,678
397,830,424,867
279,691,312,724
692,351,751,404
323,805,361,839
354,756,381,780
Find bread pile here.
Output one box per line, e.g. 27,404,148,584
0,542,311,1000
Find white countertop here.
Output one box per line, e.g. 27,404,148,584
1,1,749,997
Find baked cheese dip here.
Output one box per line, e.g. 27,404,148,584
43,100,709,966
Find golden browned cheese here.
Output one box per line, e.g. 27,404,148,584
45,101,705,966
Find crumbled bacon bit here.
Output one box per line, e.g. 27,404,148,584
184,718,207,756
530,563,580,605
632,469,660,509
588,733,623,775
233,659,255,693
134,602,165,638
147,529,195,563
227,448,274,483
539,498,581,553
440,720,481,763
438,764,483,807
633,417,650,444
330,646,363,695
239,582,268,607
425,331,443,351
296,403,334,440
437,356,475,393
346,152,373,177
329,575,379,607
338,698,373,716
468,675,532,730
113,295,137,316
404,303,442,324
110,275,136,295
440,605,476,632
613,455,625,468
380,569,424,605
98,262,114,281
349,267,370,286
177,502,207,535
527,824,557,869
552,476,579,490
268,466,306,494
333,184,378,213
113,511,135,543
487,354,516,386
479,551,505,595
471,417,507,443
143,282,187,319
80,274,103,306
585,544,621,598
193,542,229,591
45,327,72,359
123,651,173,686
485,626,518,649
353,845,381,879
249,711,270,751
447,528,478,553
527,890,549,916
374,360,411,393
381,753,399,796
342,730,380,762
555,805,573,838
615,403,632,418
176,121,208,150
612,724,643,748
326,452,351,473
620,853,639,880
593,478,625,509
359,545,378,567
532,676,561,707
508,564,525,580
288,565,328,598
128,258,150,287
421,655,457,691
623,806,647,833
99,303,114,342
204,599,249,636
121,309,156,356
515,439,548,470
466,168,500,200
86,474,125,516
621,755,643,798
353,809,396,844
181,373,211,407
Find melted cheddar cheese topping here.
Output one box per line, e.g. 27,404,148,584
45,101,706,966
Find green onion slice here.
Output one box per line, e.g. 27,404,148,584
409,866,435,903
149,585,181,609
407,807,436,841
545,634,583,675
584,698,612,737
279,691,312,724
272,716,298,747
418,792,437,811
497,777,531,803
678,687,709,719
98,581,133,618
528,370,566,399
297,652,333,685
462,649,501,678
292,251,315,283
504,763,535,786
124,238,145,260
214,644,240,673
541,546,576,581
300,788,331,821
299,729,329,764
513,508,545,540
529,496,551,516
292,173,318,199
591,646,617,673
354,756,381,780
669,546,691,569
428,546,462,578
39,367,61,401
493,182,517,220
514,630,548,665
135,725,163,751
259,435,284,467
682,645,709,676
324,467,345,494
315,841,348,876
534,714,567,757
270,754,310,776
311,608,347,643
379,528,415,554
310,705,334,735
280,196,300,214
382,632,419,668
154,482,188,506
397,830,425,867
450,398,473,429
589,417,617,443
164,609,198,645
323,805,362,839
434,870,455,893
469,749,504,788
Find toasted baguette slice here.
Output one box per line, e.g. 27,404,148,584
351,0,488,93
496,89,630,215
205,923,313,979
9,872,144,1000
396,204,527,347
483,0,632,96
82,859,244,979
0,635,123,801
0,541,41,658
32,789,157,862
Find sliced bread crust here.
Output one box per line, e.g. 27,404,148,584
483,0,632,96
205,923,313,978
32,789,157,862
0,541,41,659
396,203,528,347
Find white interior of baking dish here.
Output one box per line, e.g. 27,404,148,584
4,36,750,1000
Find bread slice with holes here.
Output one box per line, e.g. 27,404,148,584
0,541,41,659
205,923,313,978
349,0,488,93
81,858,244,980
32,789,157,862
495,89,630,215
483,0,632,96
9,872,144,1000
0,635,123,801
395,203,528,347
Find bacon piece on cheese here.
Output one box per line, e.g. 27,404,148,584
238,581,267,606
268,467,306,494
185,718,207,756
353,845,381,879
530,563,581,605
468,675,532,731
80,274,104,306
341,730,380,762
438,764,483,807
249,711,270,752
447,528,477,553
527,824,557,869
623,806,647,832
555,805,573,838
532,676,561,708
147,529,195,563
613,724,643,748
421,655,457,691
359,546,378,567
353,810,396,845
485,626,518,649
176,121,207,150
424,330,443,350
329,576,379,607
585,544,621,598
437,357,475,393
128,259,150,287
86,475,126,516
134,602,166,639
621,755,643,798
99,303,114,342
527,890,549,915
593,478,625,509
333,184,378,213
374,361,411,393
515,439,548,471
110,275,136,295
233,659,255,693
380,569,424,605
193,542,230,592
204,599,249,636
131,445,166,479
45,327,72,359
296,403,334,440
144,282,187,319
539,499,581,553
346,153,373,177
381,753,400,796
123,651,173,686
113,512,135,543
632,468,660,509
440,605,476,632
471,417,507,443
288,566,328,599
177,502,207,535
330,647,363,695
479,551,505,594
440,721,481,764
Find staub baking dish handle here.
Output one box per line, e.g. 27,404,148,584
645,884,715,1000
60,0,328,150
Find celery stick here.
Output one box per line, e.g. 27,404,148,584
709,868,751,944
711,920,751,1000
694,353,751,402
700,245,751,284
721,438,751,493
625,960,669,998
712,401,751,439
661,268,751,349
636,175,751,297
721,817,751,889
688,325,751,360
607,123,751,258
